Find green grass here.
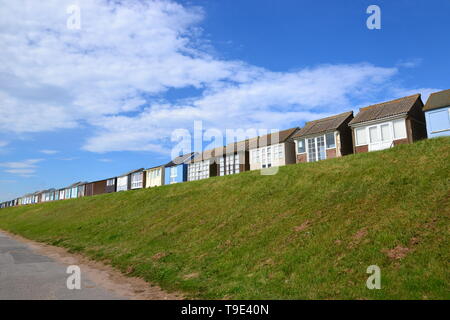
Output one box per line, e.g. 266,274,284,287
0,137,449,299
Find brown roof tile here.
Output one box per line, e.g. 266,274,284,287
165,152,197,167
183,128,300,162
192,148,217,162
257,127,300,147
118,168,145,177
423,89,450,112
292,111,353,138
224,139,249,154
349,94,421,125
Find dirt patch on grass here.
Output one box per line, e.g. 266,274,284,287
1,229,182,300
261,258,275,266
353,228,367,240
217,239,233,249
348,228,368,248
382,245,411,260
293,220,311,232
409,237,420,246
152,252,168,261
183,272,199,280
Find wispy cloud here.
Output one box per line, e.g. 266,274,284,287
98,158,113,162
0,1,438,155
83,63,400,153
0,179,16,183
0,159,43,177
0,141,9,148
57,157,78,161
396,58,423,68
40,149,59,155
391,87,441,102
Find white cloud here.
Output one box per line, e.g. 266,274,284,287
40,149,59,154
0,141,9,148
0,0,237,134
391,87,441,103
5,169,36,176
83,63,399,152
57,157,78,161
0,0,438,154
0,159,43,177
396,58,423,68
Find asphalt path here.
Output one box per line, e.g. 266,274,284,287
0,231,123,300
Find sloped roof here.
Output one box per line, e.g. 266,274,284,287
118,168,145,177
224,139,249,155
192,146,228,162
192,139,252,162
423,89,450,111
292,111,353,139
145,164,165,171
164,152,197,167
212,146,226,157
349,94,421,125
86,177,111,184
257,127,300,147
66,181,89,188
66,181,81,188
195,148,216,162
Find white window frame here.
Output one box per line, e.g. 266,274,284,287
368,125,380,143
298,132,334,156
325,132,336,149
117,176,128,191
170,166,177,178
234,153,240,173
306,136,326,162
271,144,283,160
392,119,407,139
188,160,210,181
219,157,225,176
354,118,407,147
131,172,143,189
297,139,306,154
355,127,367,146
71,187,77,198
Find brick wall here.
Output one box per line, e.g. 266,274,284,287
326,148,337,159
393,138,409,146
355,145,369,153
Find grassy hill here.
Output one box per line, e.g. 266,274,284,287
0,137,449,299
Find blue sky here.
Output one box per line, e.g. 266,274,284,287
0,0,449,202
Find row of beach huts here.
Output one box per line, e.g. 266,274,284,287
1,89,449,209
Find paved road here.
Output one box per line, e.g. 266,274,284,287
0,231,125,300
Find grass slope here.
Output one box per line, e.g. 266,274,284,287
0,137,449,299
